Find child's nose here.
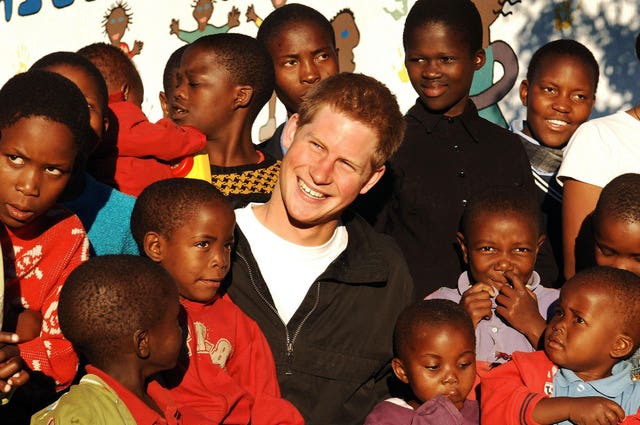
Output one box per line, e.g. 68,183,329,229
16,168,41,197
300,61,320,85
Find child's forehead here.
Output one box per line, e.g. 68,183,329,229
270,20,333,45
467,210,537,235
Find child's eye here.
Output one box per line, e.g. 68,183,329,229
7,155,24,165
283,59,297,67
513,247,531,254
316,53,331,62
573,93,588,101
188,81,200,88
425,364,440,371
440,56,455,64
574,316,585,324
45,166,63,176
195,241,210,248
479,246,495,252
554,308,564,318
459,362,472,368
224,242,234,251
542,86,556,94
596,243,614,257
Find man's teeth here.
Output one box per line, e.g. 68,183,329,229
299,179,325,199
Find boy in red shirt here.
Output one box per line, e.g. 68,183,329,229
131,178,302,424
0,70,90,418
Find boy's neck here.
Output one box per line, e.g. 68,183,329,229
206,120,260,167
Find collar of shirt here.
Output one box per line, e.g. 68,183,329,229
555,360,633,399
407,98,483,143
456,270,541,299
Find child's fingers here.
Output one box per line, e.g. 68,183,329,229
0,333,19,344
466,283,496,297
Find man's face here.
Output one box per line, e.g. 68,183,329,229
275,106,384,230
404,22,484,117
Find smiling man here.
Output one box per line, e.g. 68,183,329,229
226,73,414,425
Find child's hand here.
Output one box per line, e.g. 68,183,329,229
0,332,29,395
568,396,625,425
14,310,43,343
495,270,546,348
460,283,495,328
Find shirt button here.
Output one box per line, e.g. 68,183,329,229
491,327,498,333
461,199,467,206
447,117,454,123
576,384,585,392
458,171,465,177
453,145,460,151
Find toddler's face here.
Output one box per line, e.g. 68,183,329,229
266,21,338,115
392,323,476,410
404,21,484,117
159,201,235,304
594,216,640,276
520,55,595,149
0,116,76,228
459,212,542,289
545,279,619,381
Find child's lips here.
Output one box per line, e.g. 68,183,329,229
421,82,446,97
6,203,34,222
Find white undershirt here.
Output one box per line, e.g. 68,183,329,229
235,203,348,324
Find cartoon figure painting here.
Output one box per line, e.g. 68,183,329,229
170,0,240,44
470,0,521,128
103,1,143,58
331,9,360,73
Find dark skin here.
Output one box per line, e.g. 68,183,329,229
0,332,30,396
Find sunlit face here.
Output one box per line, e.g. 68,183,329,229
404,22,485,117
393,323,476,410
172,47,236,140
193,0,213,25
545,279,621,381
274,106,384,233
146,295,183,373
44,63,107,145
105,7,127,43
265,21,338,115
0,117,76,229
593,216,640,276
459,212,543,289
520,55,595,149
159,201,235,304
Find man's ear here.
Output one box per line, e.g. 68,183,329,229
359,165,386,195
134,329,150,359
391,358,409,384
519,80,530,107
234,85,254,110
282,113,300,150
611,334,634,359
457,231,469,264
144,232,164,263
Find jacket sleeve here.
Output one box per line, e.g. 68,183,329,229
480,352,549,425
110,102,206,160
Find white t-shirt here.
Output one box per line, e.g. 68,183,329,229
235,203,348,324
557,110,640,188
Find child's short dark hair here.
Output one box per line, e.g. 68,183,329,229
570,266,640,343
296,73,405,168
593,173,640,225
460,186,542,236
527,39,599,93
403,0,482,54
131,178,231,251
0,70,90,154
59,255,178,366
77,42,143,97
163,45,188,94
187,33,274,121
30,51,109,114
256,3,335,51
393,299,475,359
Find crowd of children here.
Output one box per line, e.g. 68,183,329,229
2,0,640,424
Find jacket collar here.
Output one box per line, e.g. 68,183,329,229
406,98,483,143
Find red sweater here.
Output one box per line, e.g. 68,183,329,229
481,350,640,425
109,100,206,196
166,296,303,425
2,207,88,390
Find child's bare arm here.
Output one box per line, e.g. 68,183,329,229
460,283,495,328
0,332,29,395
495,270,546,347
533,396,625,425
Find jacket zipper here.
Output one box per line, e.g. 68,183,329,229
237,251,321,375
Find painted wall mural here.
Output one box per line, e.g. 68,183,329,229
0,0,638,138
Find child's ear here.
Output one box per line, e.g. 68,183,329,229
457,232,469,265
234,85,254,110
391,358,410,384
134,329,151,359
611,334,634,359
121,83,130,102
535,234,546,254
159,91,170,118
473,49,486,71
282,113,300,150
519,80,530,106
144,232,164,263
